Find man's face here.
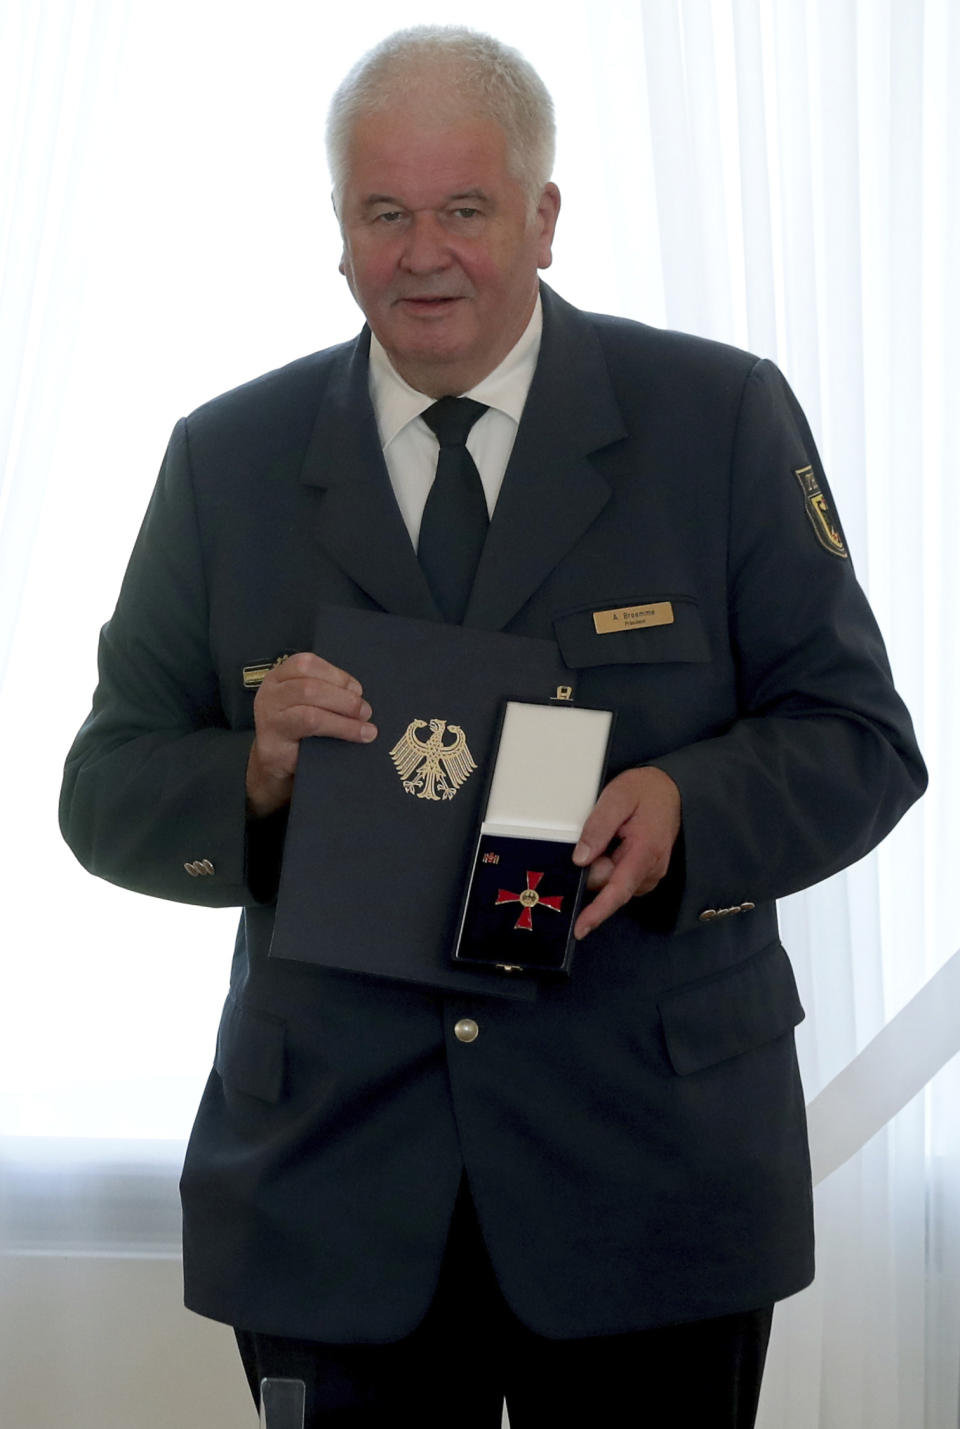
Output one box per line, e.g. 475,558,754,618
338,106,560,397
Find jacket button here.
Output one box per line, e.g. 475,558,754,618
199,859,215,875
739,901,756,912
699,908,718,922
454,1018,479,1043
184,862,200,877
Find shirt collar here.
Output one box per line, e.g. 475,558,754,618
368,295,543,449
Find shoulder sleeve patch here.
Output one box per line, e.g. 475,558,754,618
793,465,848,558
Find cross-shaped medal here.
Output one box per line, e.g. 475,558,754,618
495,871,564,931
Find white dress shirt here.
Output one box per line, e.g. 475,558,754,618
367,297,543,548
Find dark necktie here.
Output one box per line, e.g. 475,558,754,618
417,397,490,623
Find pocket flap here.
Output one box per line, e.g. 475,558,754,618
659,941,805,1075
215,998,286,1103
553,596,710,669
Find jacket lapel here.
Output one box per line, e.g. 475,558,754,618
299,331,442,621
463,286,625,631
299,288,626,631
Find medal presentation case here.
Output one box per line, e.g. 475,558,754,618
453,698,613,976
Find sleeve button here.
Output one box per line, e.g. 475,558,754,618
184,859,215,876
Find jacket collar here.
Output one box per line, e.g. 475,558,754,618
299,284,625,630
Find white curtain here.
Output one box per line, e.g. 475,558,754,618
1,3,957,1425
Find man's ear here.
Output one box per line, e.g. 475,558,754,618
332,189,349,277
535,183,561,270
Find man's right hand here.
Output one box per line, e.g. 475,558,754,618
245,652,377,818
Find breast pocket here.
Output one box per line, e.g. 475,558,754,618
553,594,710,669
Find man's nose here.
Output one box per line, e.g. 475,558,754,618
399,212,452,273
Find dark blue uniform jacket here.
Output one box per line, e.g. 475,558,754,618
60,285,926,1341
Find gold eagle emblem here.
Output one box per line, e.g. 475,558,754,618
389,718,476,801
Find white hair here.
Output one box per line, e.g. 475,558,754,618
326,26,556,214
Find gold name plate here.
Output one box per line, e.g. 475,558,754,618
593,601,674,635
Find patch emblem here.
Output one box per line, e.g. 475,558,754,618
794,465,848,558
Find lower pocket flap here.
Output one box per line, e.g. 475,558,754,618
215,999,286,1102
659,941,805,1075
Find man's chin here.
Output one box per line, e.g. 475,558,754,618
386,325,474,370
386,339,485,398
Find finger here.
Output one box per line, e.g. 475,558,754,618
267,651,364,696
261,676,373,722
253,679,377,770
573,777,639,865
246,696,379,818
575,858,642,939
258,698,377,749
574,832,668,938
584,855,615,892
280,704,378,744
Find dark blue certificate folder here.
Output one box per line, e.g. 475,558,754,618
269,606,580,1000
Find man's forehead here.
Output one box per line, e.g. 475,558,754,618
347,105,508,165
343,112,514,200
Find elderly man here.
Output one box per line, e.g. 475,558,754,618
61,25,925,1429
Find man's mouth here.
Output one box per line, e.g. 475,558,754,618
397,295,463,310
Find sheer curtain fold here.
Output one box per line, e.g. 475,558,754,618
0,1,127,683
731,0,777,355
0,3,956,1426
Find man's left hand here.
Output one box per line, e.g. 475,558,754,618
572,767,682,939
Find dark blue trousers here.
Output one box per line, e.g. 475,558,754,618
236,1183,773,1427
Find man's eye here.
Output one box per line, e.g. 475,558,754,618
453,207,480,219
375,210,404,224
